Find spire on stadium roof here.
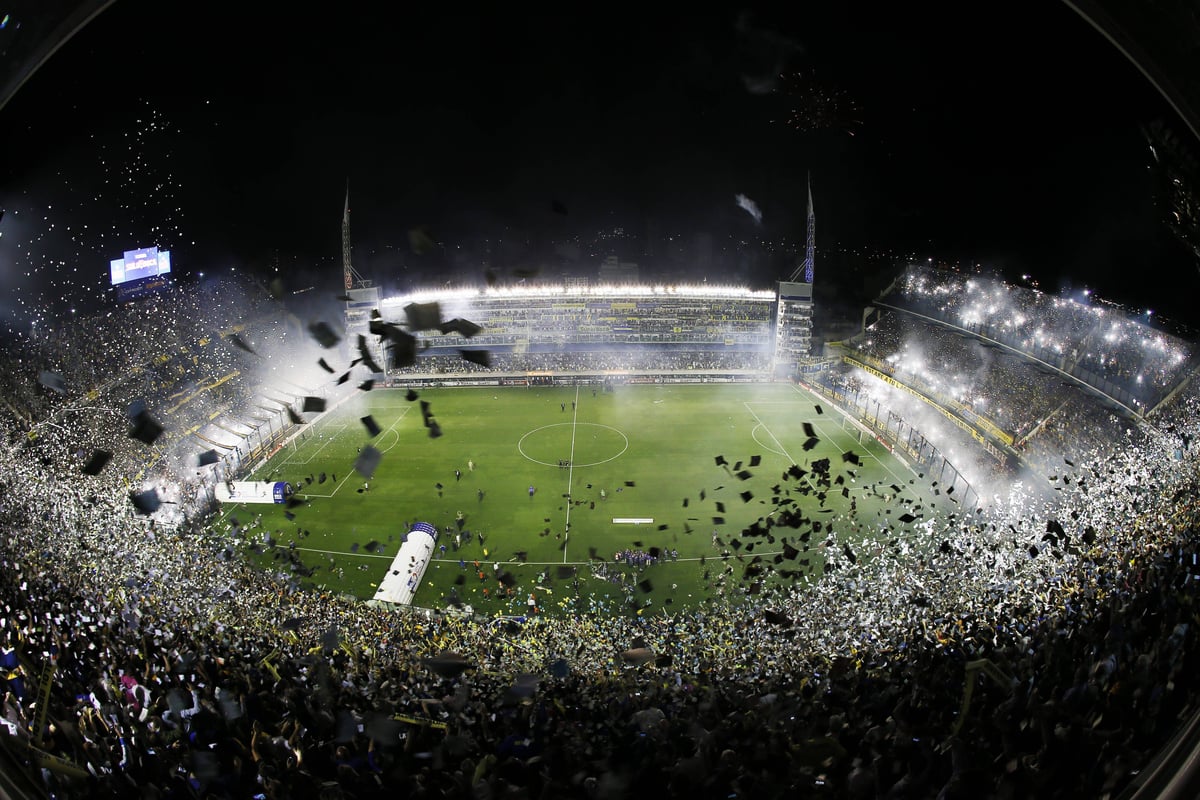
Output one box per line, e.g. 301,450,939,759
804,171,815,283
342,180,371,291
789,172,815,283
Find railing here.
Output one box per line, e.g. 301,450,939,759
804,376,984,512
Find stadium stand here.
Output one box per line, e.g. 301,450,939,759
839,306,1137,480
0,278,1197,798
880,264,1196,411
382,286,777,376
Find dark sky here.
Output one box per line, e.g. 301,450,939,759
0,1,1197,326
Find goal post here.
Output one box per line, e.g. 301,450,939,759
840,414,864,444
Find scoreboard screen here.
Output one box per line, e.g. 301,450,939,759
110,247,171,286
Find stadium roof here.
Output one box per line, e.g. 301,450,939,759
384,284,779,305
0,1,115,114
1064,0,1200,145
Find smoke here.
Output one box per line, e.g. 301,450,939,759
735,193,763,225
741,75,779,95
853,369,1016,507
735,11,802,96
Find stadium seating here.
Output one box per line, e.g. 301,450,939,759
885,264,1195,409
383,287,777,375
0,277,1198,798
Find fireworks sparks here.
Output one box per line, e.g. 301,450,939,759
771,71,862,136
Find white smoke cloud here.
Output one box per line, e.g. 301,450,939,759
735,193,763,225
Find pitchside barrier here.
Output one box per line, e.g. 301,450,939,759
214,481,294,504
802,378,982,513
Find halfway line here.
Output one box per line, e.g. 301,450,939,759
563,385,580,563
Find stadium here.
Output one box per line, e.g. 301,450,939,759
3,3,1200,800
2,240,1200,797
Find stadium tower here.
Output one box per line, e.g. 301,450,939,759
772,174,816,377
340,183,382,370
803,175,816,283
342,185,355,291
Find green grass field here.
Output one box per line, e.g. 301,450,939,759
220,382,932,616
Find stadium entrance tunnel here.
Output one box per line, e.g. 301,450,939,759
517,423,629,467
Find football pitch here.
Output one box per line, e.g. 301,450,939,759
220,382,934,616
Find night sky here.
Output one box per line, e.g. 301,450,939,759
0,1,1197,329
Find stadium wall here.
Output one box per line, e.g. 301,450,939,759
382,372,772,389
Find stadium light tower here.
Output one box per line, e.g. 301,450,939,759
774,175,816,377
342,186,352,291
788,172,816,284
805,175,815,282
342,181,371,291
340,182,382,372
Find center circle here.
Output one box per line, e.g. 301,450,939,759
517,423,629,468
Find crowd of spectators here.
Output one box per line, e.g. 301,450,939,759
850,310,1068,439
890,264,1195,406
20,277,275,413
394,350,772,376
844,305,1167,482
381,290,776,349
1014,391,1132,479
613,548,676,569
0,279,1198,798
0,276,336,527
